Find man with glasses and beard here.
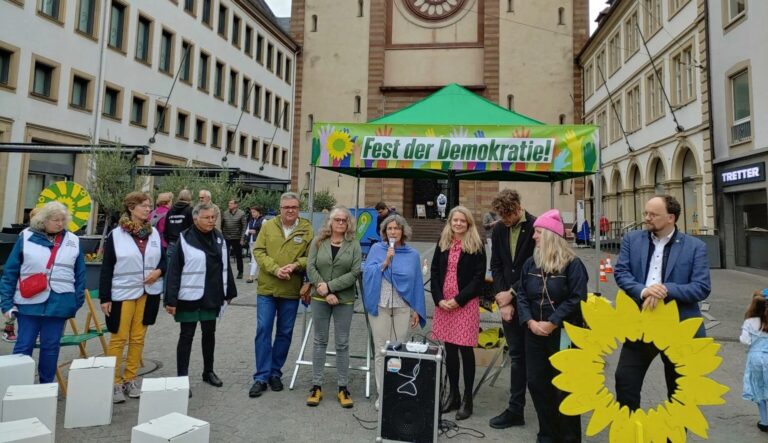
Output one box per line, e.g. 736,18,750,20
249,192,313,399
613,195,711,413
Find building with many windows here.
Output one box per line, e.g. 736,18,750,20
0,0,297,227
579,0,714,237
289,0,589,222
708,0,767,269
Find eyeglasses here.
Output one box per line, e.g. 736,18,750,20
332,218,347,224
643,212,668,219
281,206,299,211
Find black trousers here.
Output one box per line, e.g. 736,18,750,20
225,238,244,274
525,328,581,443
615,340,679,411
501,311,527,415
177,320,216,376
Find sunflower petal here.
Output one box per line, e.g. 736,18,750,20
549,348,604,375
565,322,617,355
552,371,604,395
614,292,643,342
585,396,620,436
673,376,729,405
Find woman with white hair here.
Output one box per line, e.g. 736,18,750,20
362,213,426,409
305,207,362,408
0,201,86,383
516,209,588,443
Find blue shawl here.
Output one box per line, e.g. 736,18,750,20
362,242,426,327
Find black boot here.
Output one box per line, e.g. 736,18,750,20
441,390,461,413
455,394,473,420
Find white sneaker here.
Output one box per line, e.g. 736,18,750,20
113,384,126,404
125,379,141,398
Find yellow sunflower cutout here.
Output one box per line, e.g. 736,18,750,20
550,291,728,443
325,130,354,161
37,181,92,232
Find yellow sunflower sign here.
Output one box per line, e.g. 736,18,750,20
36,181,92,232
550,292,729,443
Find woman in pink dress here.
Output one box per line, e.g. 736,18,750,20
430,205,486,420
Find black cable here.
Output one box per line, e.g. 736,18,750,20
438,419,486,439
637,21,685,133
351,413,378,431
149,44,190,145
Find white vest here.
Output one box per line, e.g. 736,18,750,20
178,231,228,301
110,228,164,301
14,230,80,305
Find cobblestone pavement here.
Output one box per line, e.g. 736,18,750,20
1,244,767,442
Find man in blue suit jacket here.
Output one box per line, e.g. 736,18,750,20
613,195,711,411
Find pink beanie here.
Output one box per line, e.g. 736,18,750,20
533,209,564,237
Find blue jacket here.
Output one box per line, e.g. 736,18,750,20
614,229,711,336
517,256,588,327
0,230,86,318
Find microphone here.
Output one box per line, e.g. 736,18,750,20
388,237,395,248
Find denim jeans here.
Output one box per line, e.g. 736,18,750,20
253,295,299,382
14,313,67,384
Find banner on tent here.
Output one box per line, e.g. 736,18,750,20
311,123,599,173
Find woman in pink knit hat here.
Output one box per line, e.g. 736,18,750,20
517,208,588,443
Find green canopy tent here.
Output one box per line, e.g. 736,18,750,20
307,83,605,289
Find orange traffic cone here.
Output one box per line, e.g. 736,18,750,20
599,260,608,283
605,256,614,273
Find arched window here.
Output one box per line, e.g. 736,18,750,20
653,160,665,195
681,149,698,232
358,0,364,17
559,114,566,124
507,94,514,111
613,173,623,223
311,15,317,32
354,95,361,113
558,7,565,25
632,167,642,222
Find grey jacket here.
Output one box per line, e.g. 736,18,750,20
221,208,246,240
306,237,362,304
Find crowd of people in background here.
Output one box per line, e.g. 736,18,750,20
0,185,731,441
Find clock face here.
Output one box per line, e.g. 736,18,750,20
403,0,467,21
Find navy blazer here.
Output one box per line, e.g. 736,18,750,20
489,211,536,295
614,229,711,336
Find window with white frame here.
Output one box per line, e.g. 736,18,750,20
624,10,639,59
728,0,746,21
608,32,622,75
610,98,623,142
671,43,695,105
584,63,594,97
596,108,607,148
595,48,606,86
730,69,751,143
643,0,662,37
625,83,642,132
646,67,665,121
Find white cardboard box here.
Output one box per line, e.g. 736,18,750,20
137,377,189,424
1,384,58,442
0,355,35,417
0,417,53,443
64,357,116,429
132,412,210,443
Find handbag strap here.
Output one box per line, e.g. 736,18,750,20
45,233,63,270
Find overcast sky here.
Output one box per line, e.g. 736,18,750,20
264,0,607,33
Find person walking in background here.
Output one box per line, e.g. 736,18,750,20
198,190,221,231
374,201,395,239
613,195,711,412
488,189,537,429
517,209,587,443
245,206,264,283
740,289,768,434
0,202,86,383
362,214,426,410
436,192,448,219
221,199,247,279
100,192,165,404
150,192,173,248
430,206,486,420
305,207,362,408
164,190,194,251
164,203,237,395
249,192,313,399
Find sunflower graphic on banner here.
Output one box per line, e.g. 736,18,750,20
36,181,92,232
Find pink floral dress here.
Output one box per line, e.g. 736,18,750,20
432,240,480,347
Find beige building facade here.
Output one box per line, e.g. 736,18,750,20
290,0,589,222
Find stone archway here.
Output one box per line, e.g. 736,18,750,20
648,155,667,196
611,169,623,223
671,145,702,233
627,163,643,224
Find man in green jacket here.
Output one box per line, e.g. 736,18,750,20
249,192,314,398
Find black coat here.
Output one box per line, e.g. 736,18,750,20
489,211,536,295
516,256,588,327
430,241,486,307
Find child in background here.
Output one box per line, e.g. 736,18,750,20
740,289,768,433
